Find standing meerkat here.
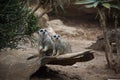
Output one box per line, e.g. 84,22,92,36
52,34,72,56
27,29,55,60
38,29,55,56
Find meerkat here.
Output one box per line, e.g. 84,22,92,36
38,29,55,56
52,34,72,56
27,29,55,60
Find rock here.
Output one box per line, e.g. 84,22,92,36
0,50,40,80
47,19,86,37
87,29,120,52
87,38,105,51
34,7,49,28
72,64,78,68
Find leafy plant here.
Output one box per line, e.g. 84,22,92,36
74,0,120,9
0,0,39,50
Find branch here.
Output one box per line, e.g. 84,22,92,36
40,50,94,66
38,8,52,19
38,4,52,19
30,0,41,14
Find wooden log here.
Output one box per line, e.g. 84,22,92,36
40,50,94,66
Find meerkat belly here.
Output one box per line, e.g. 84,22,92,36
51,34,72,56
42,39,55,56
44,39,54,49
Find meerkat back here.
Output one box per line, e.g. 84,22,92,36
61,39,72,53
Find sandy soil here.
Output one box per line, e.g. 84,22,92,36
30,18,120,80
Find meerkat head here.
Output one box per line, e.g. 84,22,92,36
38,29,48,37
52,34,61,42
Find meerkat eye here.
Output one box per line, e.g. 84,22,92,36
58,35,60,38
40,29,43,32
45,29,47,32
53,35,56,38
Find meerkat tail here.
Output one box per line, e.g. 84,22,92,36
27,54,39,60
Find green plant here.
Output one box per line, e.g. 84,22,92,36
0,0,39,50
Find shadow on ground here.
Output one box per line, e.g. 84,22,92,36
30,66,68,80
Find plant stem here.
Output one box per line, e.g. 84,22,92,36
98,8,113,68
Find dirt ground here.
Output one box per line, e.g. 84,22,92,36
30,18,120,80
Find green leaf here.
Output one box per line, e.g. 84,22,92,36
56,0,64,11
111,4,120,10
74,0,96,5
93,1,99,7
102,3,111,9
85,4,94,8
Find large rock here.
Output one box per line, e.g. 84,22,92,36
88,29,120,52
29,6,49,28
0,49,40,80
47,19,86,37
34,7,49,28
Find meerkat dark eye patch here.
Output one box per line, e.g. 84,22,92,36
58,35,60,38
40,29,43,32
53,35,56,38
45,29,47,32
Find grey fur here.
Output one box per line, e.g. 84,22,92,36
38,29,55,56
52,34,72,56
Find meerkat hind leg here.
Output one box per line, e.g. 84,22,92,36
42,46,48,52
55,50,60,56
52,49,56,56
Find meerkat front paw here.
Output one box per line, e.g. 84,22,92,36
39,46,43,51
55,51,60,56
52,50,56,56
